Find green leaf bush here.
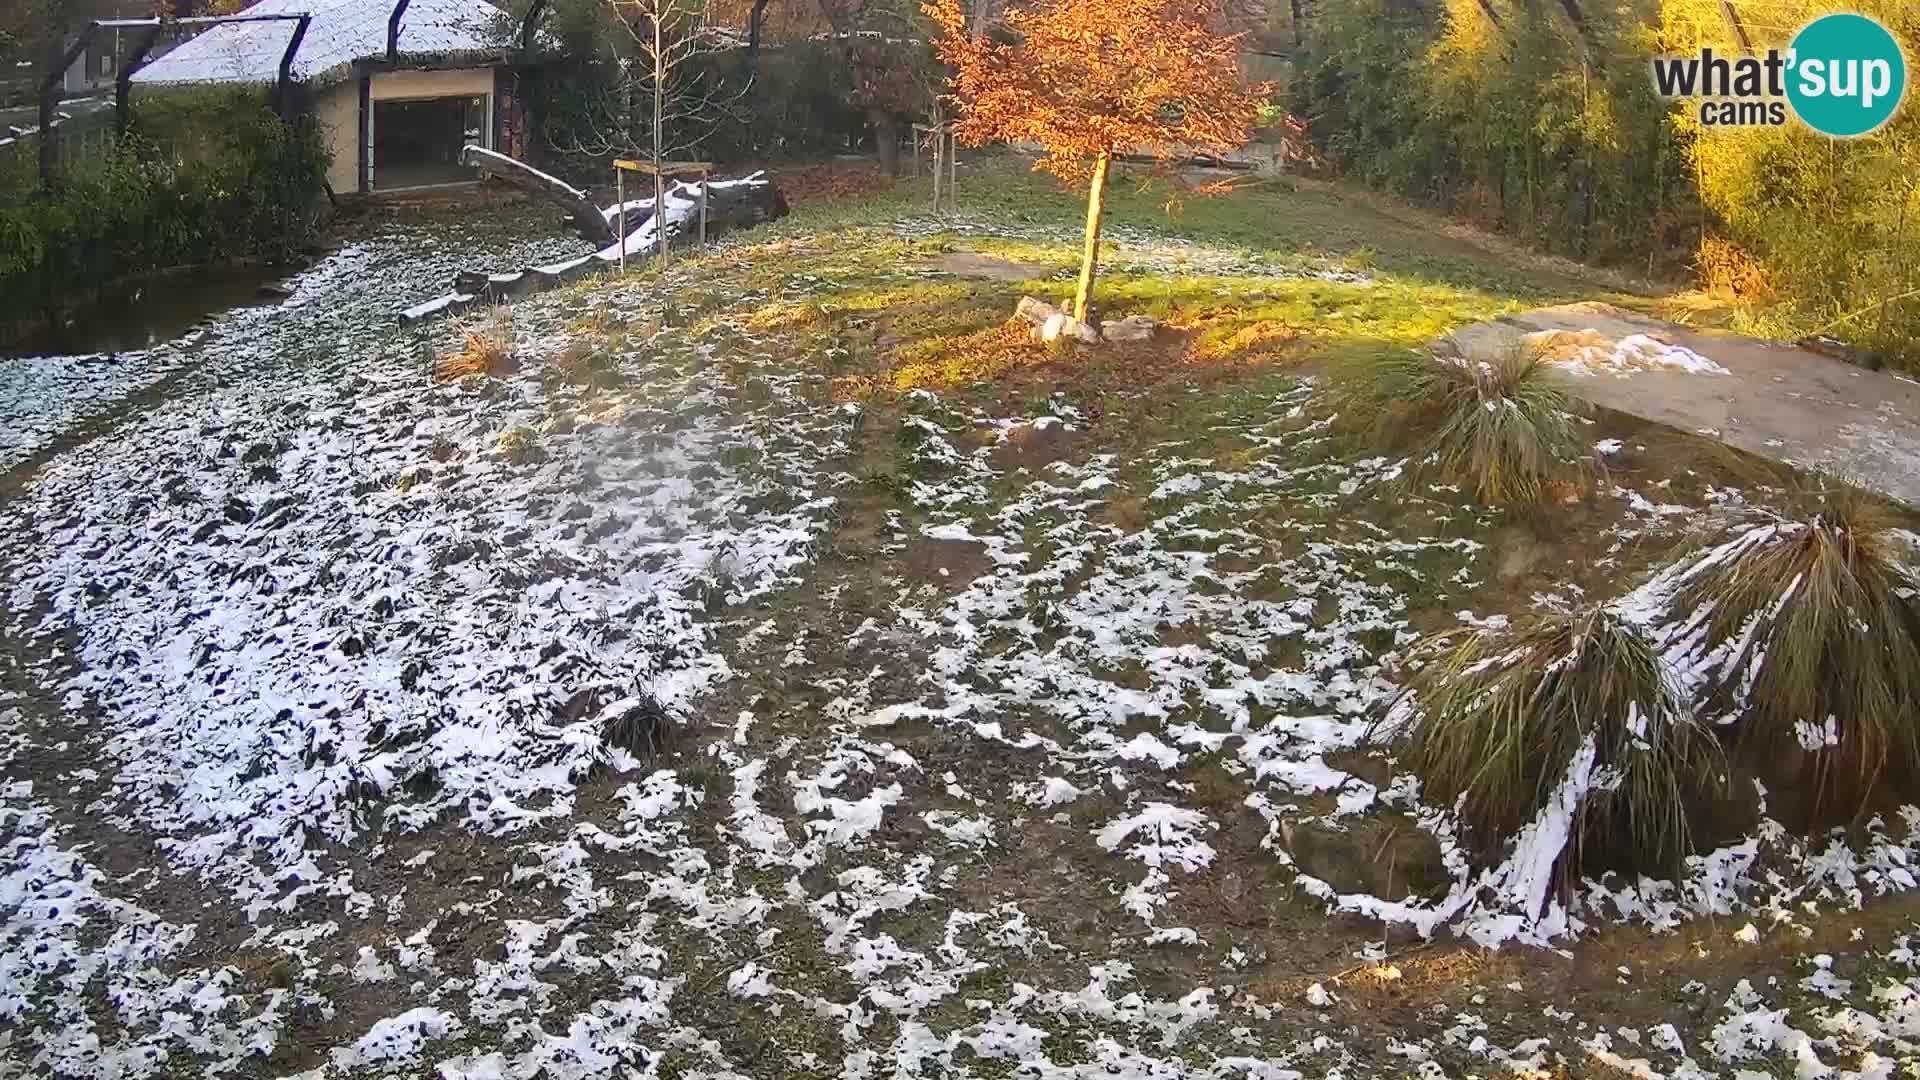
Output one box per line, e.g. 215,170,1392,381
0,86,328,335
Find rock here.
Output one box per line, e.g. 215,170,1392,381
1015,296,1062,326
1280,818,1447,901
1039,312,1099,345
1491,525,1546,582
1101,315,1158,343
257,283,294,300
1014,295,1129,345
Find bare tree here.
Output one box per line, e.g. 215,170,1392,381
550,0,745,234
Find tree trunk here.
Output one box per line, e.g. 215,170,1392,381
744,0,772,82
1072,152,1112,324
870,107,899,176
969,0,995,35
1555,0,1600,68
461,146,614,246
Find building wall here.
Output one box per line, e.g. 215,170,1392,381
310,68,499,193
370,68,494,102
315,80,359,194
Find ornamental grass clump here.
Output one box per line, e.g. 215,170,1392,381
1645,486,1920,822
1394,607,1723,881
1329,347,1589,506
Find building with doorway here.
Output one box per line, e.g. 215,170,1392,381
132,0,534,194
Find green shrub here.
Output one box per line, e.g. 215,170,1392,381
1294,0,1919,366
0,87,327,331
495,425,544,463
1666,0,1920,368
1294,0,1691,269
1394,607,1724,880
1328,346,1588,505
1648,486,1920,821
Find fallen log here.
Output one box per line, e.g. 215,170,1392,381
399,169,790,324
461,145,614,248
603,172,790,256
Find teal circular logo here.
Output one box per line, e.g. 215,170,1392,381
1787,14,1906,137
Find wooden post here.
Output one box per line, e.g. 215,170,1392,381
931,129,943,214
616,166,626,272
655,169,668,266
699,170,709,246
1073,151,1112,323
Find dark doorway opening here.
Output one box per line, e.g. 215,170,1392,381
373,96,486,190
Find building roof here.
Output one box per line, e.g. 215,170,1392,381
132,0,509,88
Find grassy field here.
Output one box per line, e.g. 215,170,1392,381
4,158,1919,1079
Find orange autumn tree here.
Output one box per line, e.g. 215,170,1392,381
925,0,1269,325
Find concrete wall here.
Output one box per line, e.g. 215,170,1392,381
315,80,359,194
370,68,493,102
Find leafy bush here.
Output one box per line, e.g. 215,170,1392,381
1664,0,1920,367
496,425,544,463
538,41,860,181
1328,346,1588,505
1294,0,1920,366
1643,486,1920,821
1295,0,1691,270
1393,607,1724,879
0,87,327,333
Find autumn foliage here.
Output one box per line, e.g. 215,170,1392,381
926,0,1270,322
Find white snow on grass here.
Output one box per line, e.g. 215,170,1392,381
4,216,1920,1080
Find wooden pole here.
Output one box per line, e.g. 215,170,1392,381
1072,151,1111,323
931,129,942,213
616,167,626,272
655,170,668,266
699,170,708,246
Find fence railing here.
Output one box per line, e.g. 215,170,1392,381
0,107,119,196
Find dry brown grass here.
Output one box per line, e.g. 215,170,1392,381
434,306,519,381
1695,234,1776,301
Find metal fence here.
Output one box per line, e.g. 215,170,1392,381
0,105,119,197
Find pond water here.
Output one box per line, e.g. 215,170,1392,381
3,263,292,358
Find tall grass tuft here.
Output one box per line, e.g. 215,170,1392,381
1328,347,1588,506
1647,486,1920,821
435,306,519,381
1394,607,1723,880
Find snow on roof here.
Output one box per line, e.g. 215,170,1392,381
131,0,509,88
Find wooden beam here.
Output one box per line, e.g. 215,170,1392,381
277,14,312,119
1718,0,1754,53
612,159,713,175
386,0,412,61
